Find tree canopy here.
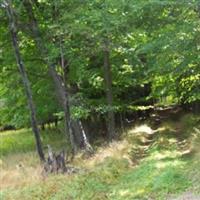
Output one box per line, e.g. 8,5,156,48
0,0,199,146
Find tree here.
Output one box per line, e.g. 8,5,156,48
22,0,93,156
4,0,45,161
1,0,199,153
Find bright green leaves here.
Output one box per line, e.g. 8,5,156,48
1,0,200,127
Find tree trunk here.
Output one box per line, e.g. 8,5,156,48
60,44,92,154
6,0,45,162
71,120,93,153
49,66,77,156
23,0,93,154
22,0,81,156
103,40,116,141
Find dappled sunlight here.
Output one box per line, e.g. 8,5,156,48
119,189,130,196
1,114,200,199
148,150,181,161
74,140,132,168
168,138,177,144
128,123,168,137
130,124,155,135
1,0,199,198
116,188,145,199
155,160,185,170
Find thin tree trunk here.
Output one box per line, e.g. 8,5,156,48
22,0,76,155
120,112,125,133
59,42,76,155
6,0,45,161
70,120,93,153
59,43,93,153
103,39,116,141
23,0,92,155
49,67,77,156
78,120,93,153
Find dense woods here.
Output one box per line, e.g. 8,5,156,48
0,0,200,159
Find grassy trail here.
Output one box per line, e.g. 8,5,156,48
0,113,200,200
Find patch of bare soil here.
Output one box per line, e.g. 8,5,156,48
167,192,200,200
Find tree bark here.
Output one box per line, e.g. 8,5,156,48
60,43,93,154
103,40,116,141
49,66,77,156
6,0,45,161
22,0,78,156
71,120,93,153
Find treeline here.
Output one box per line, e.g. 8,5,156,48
0,0,199,160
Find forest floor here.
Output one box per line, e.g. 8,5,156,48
0,112,200,200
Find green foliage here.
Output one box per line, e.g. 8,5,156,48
1,0,200,127
1,1,200,198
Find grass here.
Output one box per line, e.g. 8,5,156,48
0,113,200,200
0,151,192,200
0,128,67,157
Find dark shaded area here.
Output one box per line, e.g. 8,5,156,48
0,124,16,132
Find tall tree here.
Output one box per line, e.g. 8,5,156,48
5,0,45,161
21,0,76,156
22,0,93,156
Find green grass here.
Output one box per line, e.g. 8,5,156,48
0,151,193,200
0,113,200,200
0,128,67,157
